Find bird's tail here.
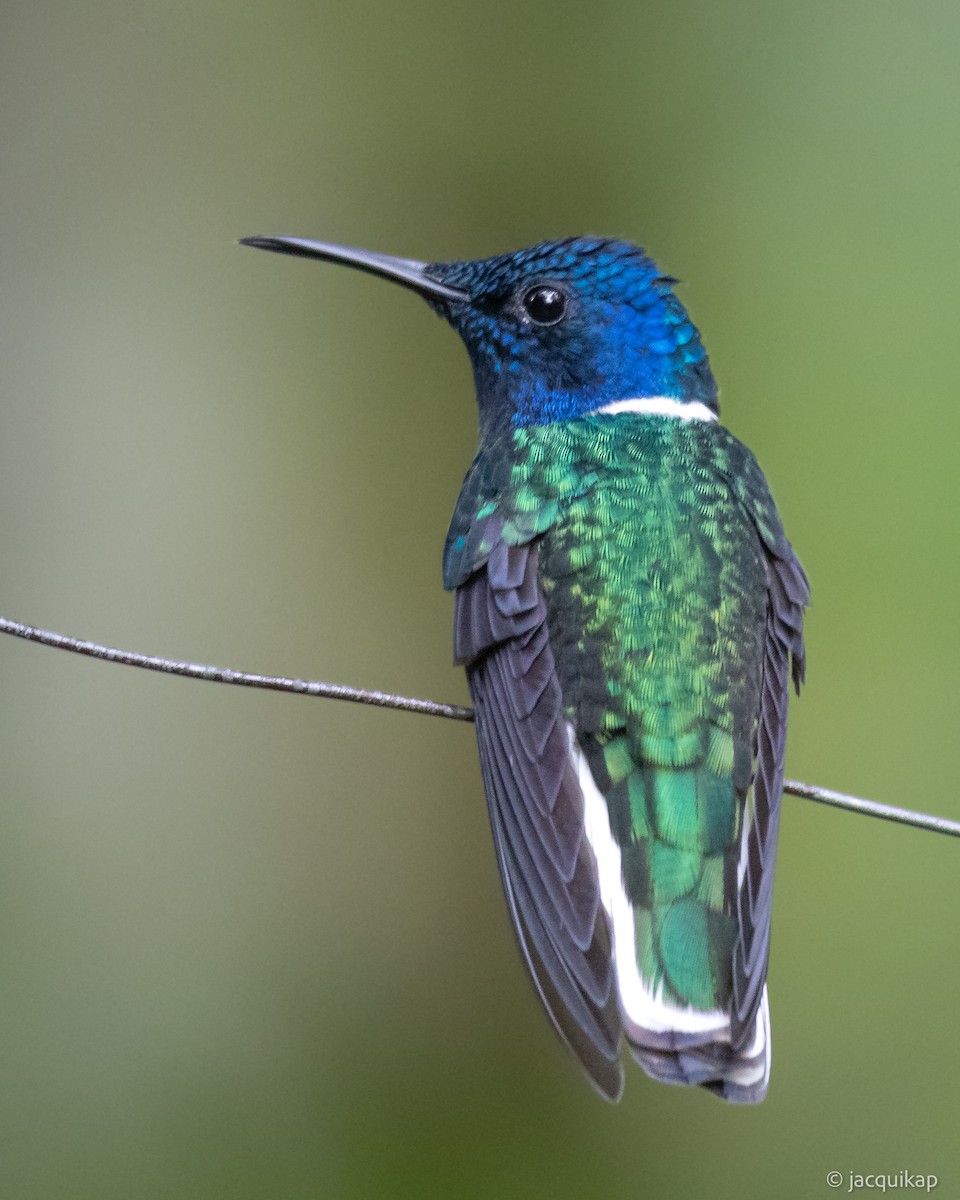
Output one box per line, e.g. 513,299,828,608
626,987,771,1104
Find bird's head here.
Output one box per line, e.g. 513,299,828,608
240,235,717,437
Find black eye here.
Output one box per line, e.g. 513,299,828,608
521,285,567,326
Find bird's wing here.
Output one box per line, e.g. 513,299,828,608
454,540,623,1100
445,452,623,1099
726,456,809,1049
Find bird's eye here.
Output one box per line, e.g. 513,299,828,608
521,285,567,326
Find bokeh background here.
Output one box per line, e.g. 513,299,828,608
1,3,958,1197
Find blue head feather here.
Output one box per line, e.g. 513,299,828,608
426,237,717,434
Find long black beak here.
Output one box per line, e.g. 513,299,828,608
239,236,468,303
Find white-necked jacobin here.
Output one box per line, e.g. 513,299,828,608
241,234,809,1104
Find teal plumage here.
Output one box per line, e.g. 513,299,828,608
445,410,807,1100
241,233,809,1103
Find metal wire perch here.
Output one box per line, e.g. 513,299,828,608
0,614,957,840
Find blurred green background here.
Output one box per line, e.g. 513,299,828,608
0,2,958,1197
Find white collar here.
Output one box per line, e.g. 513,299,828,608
592,397,717,422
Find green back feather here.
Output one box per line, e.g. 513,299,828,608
446,413,784,1011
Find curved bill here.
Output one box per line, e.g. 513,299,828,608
239,236,468,303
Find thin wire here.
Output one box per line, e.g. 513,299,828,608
1,614,957,840
0,616,473,722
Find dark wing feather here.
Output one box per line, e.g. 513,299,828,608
731,545,809,1048
455,540,624,1100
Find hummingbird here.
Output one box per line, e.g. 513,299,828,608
240,234,809,1103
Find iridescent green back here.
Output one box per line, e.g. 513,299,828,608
447,413,776,1012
